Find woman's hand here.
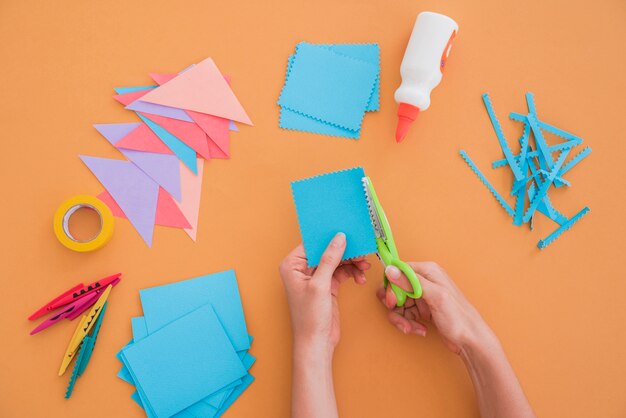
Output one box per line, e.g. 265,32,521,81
280,233,371,418
280,233,371,351
377,262,495,354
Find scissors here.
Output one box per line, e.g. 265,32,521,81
362,177,422,307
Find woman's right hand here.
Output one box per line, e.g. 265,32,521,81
377,262,496,355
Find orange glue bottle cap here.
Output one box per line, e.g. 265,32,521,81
395,103,420,143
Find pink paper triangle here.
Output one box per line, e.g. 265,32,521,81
98,189,191,229
175,159,204,241
205,134,229,159
81,156,158,246
113,89,150,106
188,110,231,157
140,113,211,159
115,123,173,154
150,73,177,85
139,58,252,125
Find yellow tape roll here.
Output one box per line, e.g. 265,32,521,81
53,195,114,252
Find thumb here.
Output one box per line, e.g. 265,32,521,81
385,265,436,300
313,233,347,282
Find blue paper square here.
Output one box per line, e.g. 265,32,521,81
291,167,377,267
121,304,246,418
139,269,250,352
278,43,378,131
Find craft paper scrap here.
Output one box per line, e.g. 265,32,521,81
118,149,181,202
188,110,230,157
460,93,591,249
139,269,250,352
95,123,182,200
123,86,194,122
121,304,247,418
138,113,198,174
291,167,378,267
94,123,142,145
278,43,378,132
98,188,191,229
115,123,174,155
175,159,204,241
81,156,158,246
139,57,253,125
141,112,212,159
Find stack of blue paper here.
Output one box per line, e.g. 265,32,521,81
116,270,254,418
278,42,380,139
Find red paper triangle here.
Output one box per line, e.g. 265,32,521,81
140,113,211,159
188,110,231,157
150,73,177,85
98,188,191,229
205,134,229,159
113,89,150,106
115,123,174,154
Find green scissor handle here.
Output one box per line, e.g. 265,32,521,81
378,238,422,307
384,259,422,307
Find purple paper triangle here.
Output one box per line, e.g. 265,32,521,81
94,123,141,145
119,150,182,201
80,156,158,247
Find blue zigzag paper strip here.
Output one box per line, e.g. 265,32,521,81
538,207,590,249
459,150,515,217
461,92,590,248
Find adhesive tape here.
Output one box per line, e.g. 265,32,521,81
53,195,114,252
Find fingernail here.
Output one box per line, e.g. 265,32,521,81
333,232,346,245
395,324,405,334
415,329,426,337
385,265,401,279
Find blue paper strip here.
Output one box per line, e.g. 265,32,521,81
538,207,590,249
137,114,197,174
459,150,514,217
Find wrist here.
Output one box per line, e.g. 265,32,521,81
293,335,335,364
460,321,501,364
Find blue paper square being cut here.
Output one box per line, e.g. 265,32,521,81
291,167,377,267
278,43,378,132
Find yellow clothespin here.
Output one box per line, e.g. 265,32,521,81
58,285,112,376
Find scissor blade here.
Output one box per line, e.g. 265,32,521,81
362,177,386,241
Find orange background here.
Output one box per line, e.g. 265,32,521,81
1,0,625,416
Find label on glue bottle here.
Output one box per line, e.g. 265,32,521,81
394,12,458,142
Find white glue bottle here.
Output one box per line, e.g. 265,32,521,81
394,12,458,143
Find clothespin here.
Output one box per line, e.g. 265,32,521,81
65,302,108,399
28,273,121,321
30,292,99,335
59,285,112,376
